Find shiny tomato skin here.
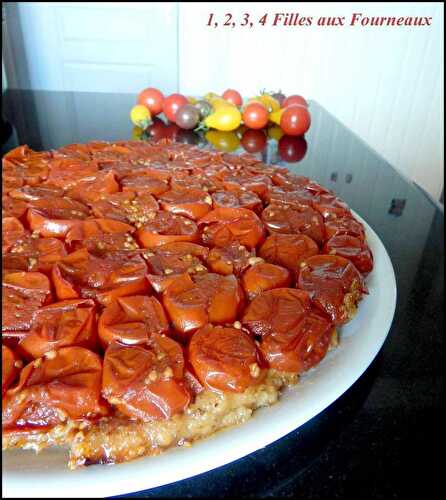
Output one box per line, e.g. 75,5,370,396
146,117,167,142
162,272,244,336
324,234,374,274
242,103,269,130
242,262,292,300
222,89,243,107
2,345,20,397
280,105,311,136
2,347,106,430
258,233,319,272
324,216,366,241
98,295,169,348
211,190,262,212
241,129,267,153
17,299,98,360
259,310,334,373
158,188,212,220
297,254,367,325
138,87,165,116
163,94,189,122
278,135,308,162
189,325,266,393
102,339,190,420
282,95,308,108
206,242,254,276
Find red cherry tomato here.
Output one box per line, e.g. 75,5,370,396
146,117,167,142
278,135,307,162
242,103,269,130
241,129,267,153
280,105,311,136
137,87,165,116
163,94,189,122
222,89,243,107
282,95,308,108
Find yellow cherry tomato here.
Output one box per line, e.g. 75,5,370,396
258,94,281,113
187,96,198,105
204,92,220,102
204,106,242,132
209,96,235,110
205,130,240,152
130,105,152,129
131,126,145,140
267,125,284,141
269,108,285,126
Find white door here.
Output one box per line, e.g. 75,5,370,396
4,2,178,93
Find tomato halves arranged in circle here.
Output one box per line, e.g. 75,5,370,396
261,204,325,246
324,216,366,241
45,158,99,189
102,337,190,420
189,325,266,393
324,234,374,274
17,299,98,360
137,211,200,248
2,347,106,430
199,207,266,249
242,262,292,300
297,255,367,325
66,170,120,204
98,295,169,347
211,190,262,212
144,242,209,293
2,217,27,254
162,273,244,335
258,233,319,272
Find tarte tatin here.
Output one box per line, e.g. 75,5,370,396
2,140,373,468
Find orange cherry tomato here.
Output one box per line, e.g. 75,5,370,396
2,347,106,430
189,325,266,392
17,299,98,360
242,103,269,130
98,295,169,347
162,273,244,335
138,87,165,116
102,338,190,420
297,255,367,325
242,262,292,300
258,233,319,272
136,211,200,248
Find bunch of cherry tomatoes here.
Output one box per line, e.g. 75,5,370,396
131,88,311,136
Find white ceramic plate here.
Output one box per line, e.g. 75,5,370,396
2,213,397,498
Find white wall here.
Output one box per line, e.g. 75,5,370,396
178,2,444,200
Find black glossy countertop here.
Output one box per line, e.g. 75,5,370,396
2,89,444,499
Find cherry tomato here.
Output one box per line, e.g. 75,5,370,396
222,89,243,107
2,347,106,430
146,117,167,142
324,234,374,274
17,299,98,360
206,242,254,276
297,255,367,325
242,262,292,300
282,95,308,108
242,102,269,130
102,338,190,421
137,87,165,116
189,325,266,393
98,295,169,347
199,207,266,249
175,104,200,130
260,309,334,373
162,273,244,335
163,94,189,122
158,188,213,220
241,129,267,153
258,233,319,272
144,241,209,293
136,211,200,248
278,135,308,162
271,91,286,106
261,204,325,246
280,105,311,136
